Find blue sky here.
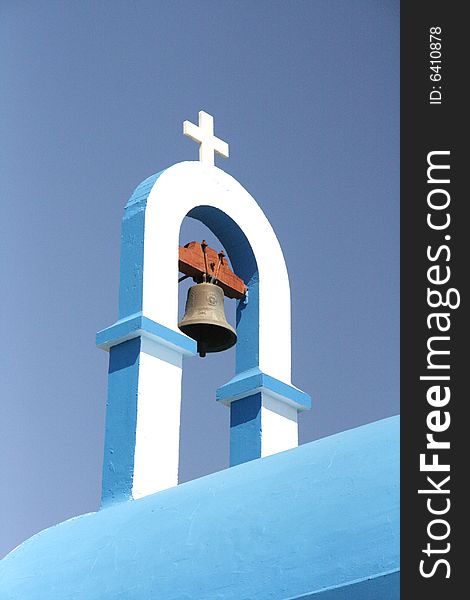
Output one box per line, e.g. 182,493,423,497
0,0,399,557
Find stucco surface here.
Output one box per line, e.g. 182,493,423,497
0,416,399,599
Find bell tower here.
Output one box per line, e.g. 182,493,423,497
96,111,311,506
1,110,398,600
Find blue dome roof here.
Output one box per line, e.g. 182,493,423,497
0,417,399,599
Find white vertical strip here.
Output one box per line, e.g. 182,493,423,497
132,337,183,499
261,392,299,457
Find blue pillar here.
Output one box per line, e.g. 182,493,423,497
229,393,262,466
101,337,141,507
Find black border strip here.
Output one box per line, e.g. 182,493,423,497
401,2,465,596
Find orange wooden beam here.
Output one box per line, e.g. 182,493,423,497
178,241,247,300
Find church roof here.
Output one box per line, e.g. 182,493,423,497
0,416,399,599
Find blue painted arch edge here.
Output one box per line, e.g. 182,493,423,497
109,167,311,402
118,170,166,319
187,205,259,374
111,168,261,374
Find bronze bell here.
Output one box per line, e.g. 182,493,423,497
178,282,237,357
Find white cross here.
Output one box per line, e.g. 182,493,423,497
183,111,229,166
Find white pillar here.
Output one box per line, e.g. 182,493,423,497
260,393,299,457
97,315,196,506
132,337,184,498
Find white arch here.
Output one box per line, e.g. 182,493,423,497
98,160,310,502
142,161,292,384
